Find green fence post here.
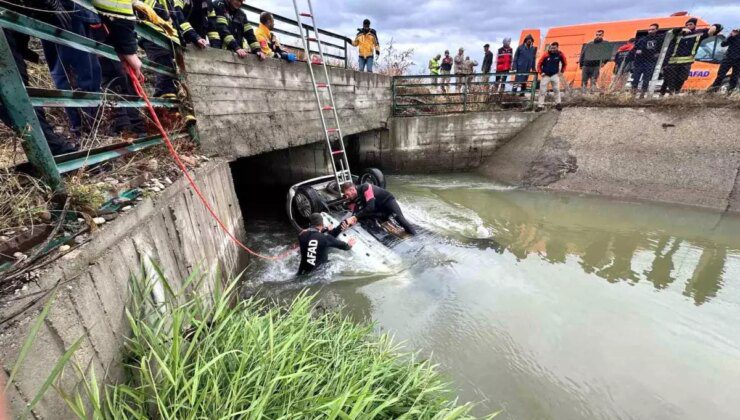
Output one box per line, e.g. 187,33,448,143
0,30,62,190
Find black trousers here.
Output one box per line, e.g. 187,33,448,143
140,40,177,97
710,60,739,92
364,198,416,235
660,63,691,94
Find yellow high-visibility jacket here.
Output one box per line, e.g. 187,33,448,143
255,23,277,58
92,0,135,19
352,29,379,58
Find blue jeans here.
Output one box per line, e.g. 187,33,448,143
631,62,656,92
40,5,101,134
359,56,374,72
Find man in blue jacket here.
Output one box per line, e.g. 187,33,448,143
513,34,537,94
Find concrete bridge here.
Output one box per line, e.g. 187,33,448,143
184,50,536,183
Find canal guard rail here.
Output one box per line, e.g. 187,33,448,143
0,2,351,192
392,72,539,116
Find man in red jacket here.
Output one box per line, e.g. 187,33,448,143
537,42,567,111
495,38,513,92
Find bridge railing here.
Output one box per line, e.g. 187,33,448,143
0,2,351,192
242,5,352,68
392,72,539,117
0,4,187,191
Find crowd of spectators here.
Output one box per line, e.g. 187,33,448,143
424,17,738,109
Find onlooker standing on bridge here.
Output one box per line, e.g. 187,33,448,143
579,29,606,94
537,42,567,111
482,44,493,87
611,38,635,91
454,47,465,92
428,54,441,86
440,50,453,92
631,23,664,96
661,18,722,95
463,56,478,92
495,38,513,92
353,19,380,72
709,28,739,94
513,34,537,94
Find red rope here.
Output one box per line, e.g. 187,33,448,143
127,67,297,261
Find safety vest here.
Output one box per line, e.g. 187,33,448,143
142,0,181,45
92,0,135,19
428,58,440,75
668,31,705,65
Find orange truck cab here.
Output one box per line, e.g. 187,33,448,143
519,12,729,90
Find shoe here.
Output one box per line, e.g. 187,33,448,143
158,93,177,100
49,141,80,156
535,106,544,112
555,104,562,111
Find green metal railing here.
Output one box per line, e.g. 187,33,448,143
0,4,183,191
392,72,539,117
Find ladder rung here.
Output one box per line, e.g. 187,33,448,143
327,128,339,134
316,83,328,88
331,150,343,155
307,37,318,42
322,105,333,111
300,12,312,17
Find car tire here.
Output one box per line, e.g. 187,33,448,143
358,168,386,189
292,186,324,228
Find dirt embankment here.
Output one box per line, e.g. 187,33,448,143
479,106,740,213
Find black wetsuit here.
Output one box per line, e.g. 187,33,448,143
297,226,351,275
351,184,416,235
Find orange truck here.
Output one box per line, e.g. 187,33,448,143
519,12,730,90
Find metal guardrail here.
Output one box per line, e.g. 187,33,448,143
0,5,183,191
392,72,539,116
242,5,352,68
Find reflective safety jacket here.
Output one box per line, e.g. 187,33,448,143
353,29,379,58
211,0,260,53
428,57,441,75
174,0,212,45
140,0,181,44
92,0,135,19
667,28,711,65
255,23,283,58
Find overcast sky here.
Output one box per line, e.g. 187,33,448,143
253,1,740,73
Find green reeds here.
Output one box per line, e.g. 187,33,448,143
60,270,482,419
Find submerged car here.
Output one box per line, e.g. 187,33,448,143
286,168,415,248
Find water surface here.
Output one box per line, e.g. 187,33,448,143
242,174,740,419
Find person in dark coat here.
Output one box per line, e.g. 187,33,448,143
631,23,665,95
709,28,739,93
661,18,722,95
481,44,493,87
513,34,537,93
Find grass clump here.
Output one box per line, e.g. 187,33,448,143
62,272,480,419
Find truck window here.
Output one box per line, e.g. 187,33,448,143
695,36,718,62
713,35,728,62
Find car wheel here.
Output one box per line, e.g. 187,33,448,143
358,168,386,189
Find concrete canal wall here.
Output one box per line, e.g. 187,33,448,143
479,107,740,213
0,160,244,418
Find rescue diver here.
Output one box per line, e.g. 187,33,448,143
341,183,417,235
297,213,356,275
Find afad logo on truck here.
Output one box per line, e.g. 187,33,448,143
689,70,711,78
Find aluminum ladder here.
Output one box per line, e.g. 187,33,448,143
290,0,351,187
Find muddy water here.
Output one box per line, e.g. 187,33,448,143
241,174,740,419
